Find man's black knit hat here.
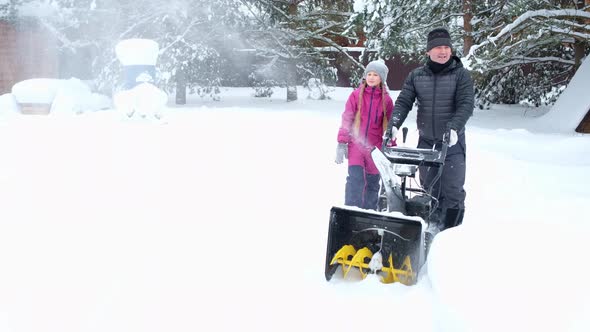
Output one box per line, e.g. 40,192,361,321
427,28,452,51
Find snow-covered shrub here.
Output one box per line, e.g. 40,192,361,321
305,78,332,100
474,61,569,110
249,72,278,98
253,87,273,98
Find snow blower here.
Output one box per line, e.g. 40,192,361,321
325,128,449,285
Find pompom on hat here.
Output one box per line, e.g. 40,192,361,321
427,28,452,51
363,60,389,83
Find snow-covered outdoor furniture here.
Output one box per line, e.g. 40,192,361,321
11,78,62,115
113,38,168,120
11,78,111,115
115,39,159,89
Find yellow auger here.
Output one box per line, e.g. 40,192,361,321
329,244,416,285
381,254,414,284
324,207,424,285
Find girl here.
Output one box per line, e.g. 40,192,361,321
335,60,395,210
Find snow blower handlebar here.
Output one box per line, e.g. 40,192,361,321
380,127,450,168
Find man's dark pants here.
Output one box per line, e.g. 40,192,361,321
418,134,466,230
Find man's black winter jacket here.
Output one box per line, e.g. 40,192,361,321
390,56,474,141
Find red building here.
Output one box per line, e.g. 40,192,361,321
0,19,59,95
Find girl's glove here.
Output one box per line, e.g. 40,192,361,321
386,137,397,148
383,127,398,148
335,143,348,164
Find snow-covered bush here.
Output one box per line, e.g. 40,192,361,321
249,72,277,98
305,78,332,100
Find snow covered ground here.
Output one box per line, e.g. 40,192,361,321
0,85,589,332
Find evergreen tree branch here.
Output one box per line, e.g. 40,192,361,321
469,9,590,58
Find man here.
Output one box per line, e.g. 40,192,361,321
385,27,474,231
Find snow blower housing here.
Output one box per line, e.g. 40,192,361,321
325,207,424,284
325,129,449,285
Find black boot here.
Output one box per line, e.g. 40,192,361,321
454,208,465,227
345,166,364,208
363,173,381,210
441,208,465,231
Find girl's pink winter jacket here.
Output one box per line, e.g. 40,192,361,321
337,84,394,149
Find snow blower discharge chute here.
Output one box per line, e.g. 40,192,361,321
325,128,449,285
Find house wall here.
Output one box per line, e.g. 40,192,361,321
331,51,421,90
576,110,590,133
0,19,58,94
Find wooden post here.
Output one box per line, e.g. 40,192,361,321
285,1,300,102
175,69,186,105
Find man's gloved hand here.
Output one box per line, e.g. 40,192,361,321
335,143,348,164
449,129,458,147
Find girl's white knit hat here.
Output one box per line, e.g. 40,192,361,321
364,60,389,82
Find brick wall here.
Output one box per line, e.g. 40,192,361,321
0,19,58,95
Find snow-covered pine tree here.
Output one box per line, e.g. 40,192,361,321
467,0,590,108
352,0,589,108
11,0,350,102
0,0,22,21
88,0,246,100
152,0,249,102
349,0,463,62
238,0,347,101
24,0,246,101
348,0,481,88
